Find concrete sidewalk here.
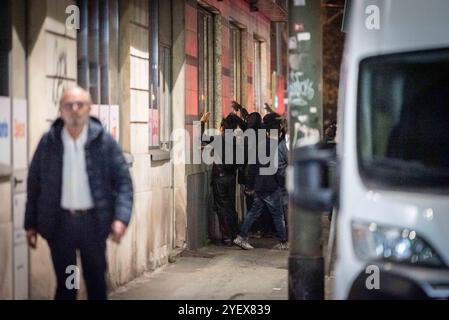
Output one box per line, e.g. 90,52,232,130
109,238,289,300
110,215,334,300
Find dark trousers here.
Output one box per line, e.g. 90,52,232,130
240,189,287,242
48,209,107,300
281,188,289,239
212,173,239,241
246,194,274,234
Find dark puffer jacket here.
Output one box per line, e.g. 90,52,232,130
246,137,285,194
24,117,133,240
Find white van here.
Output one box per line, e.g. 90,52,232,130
293,0,449,299
335,0,449,299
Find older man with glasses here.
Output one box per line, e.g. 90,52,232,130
24,86,133,300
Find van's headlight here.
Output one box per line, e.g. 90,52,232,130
351,221,445,268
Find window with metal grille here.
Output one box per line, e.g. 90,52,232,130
77,0,116,104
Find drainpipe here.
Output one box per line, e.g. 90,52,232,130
99,0,109,104
77,0,89,90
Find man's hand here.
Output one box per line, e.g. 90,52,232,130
26,229,38,249
244,189,255,196
200,111,211,123
111,220,127,244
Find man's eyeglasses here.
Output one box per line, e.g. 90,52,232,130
60,101,90,110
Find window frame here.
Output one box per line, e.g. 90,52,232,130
230,22,242,103
158,44,172,150
253,36,263,112
357,48,449,194
149,0,173,151
197,6,214,129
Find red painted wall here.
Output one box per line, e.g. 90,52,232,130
184,0,272,125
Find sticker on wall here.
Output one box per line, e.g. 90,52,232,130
13,99,28,171
294,23,304,32
288,37,298,50
294,0,306,6
297,32,311,42
109,105,120,142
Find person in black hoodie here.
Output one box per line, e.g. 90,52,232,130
231,100,249,123
200,112,240,245
242,112,275,238
242,112,262,212
277,114,289,238
233,113,288,250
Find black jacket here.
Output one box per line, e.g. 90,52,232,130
24,117,133,240
247,137,286,194
201,123,240,177
277,138,288,193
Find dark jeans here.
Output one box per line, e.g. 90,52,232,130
281,188,288,239
246,193,274,234
48,209,107,300
239,189,287,242
212,173,239,241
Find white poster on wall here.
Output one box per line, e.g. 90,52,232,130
90,104,100,118
13,99,27,171
0,97,11,167
109,105,120,142
99,104,110,132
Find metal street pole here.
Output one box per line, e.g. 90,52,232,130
287,0,324,300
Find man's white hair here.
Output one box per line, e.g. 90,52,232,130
59,85,92,106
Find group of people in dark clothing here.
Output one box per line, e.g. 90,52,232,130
200,101,289,250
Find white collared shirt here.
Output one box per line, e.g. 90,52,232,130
61,124,94,210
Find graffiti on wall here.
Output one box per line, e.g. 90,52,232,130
49,35,69,119
288,1,322,148
288,71,315,107
52,52,67,109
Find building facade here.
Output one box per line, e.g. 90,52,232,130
0,0,286,299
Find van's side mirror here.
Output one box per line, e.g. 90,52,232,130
290,142,337,212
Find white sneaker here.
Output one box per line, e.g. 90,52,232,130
273,242,289,250
233,236,254,250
